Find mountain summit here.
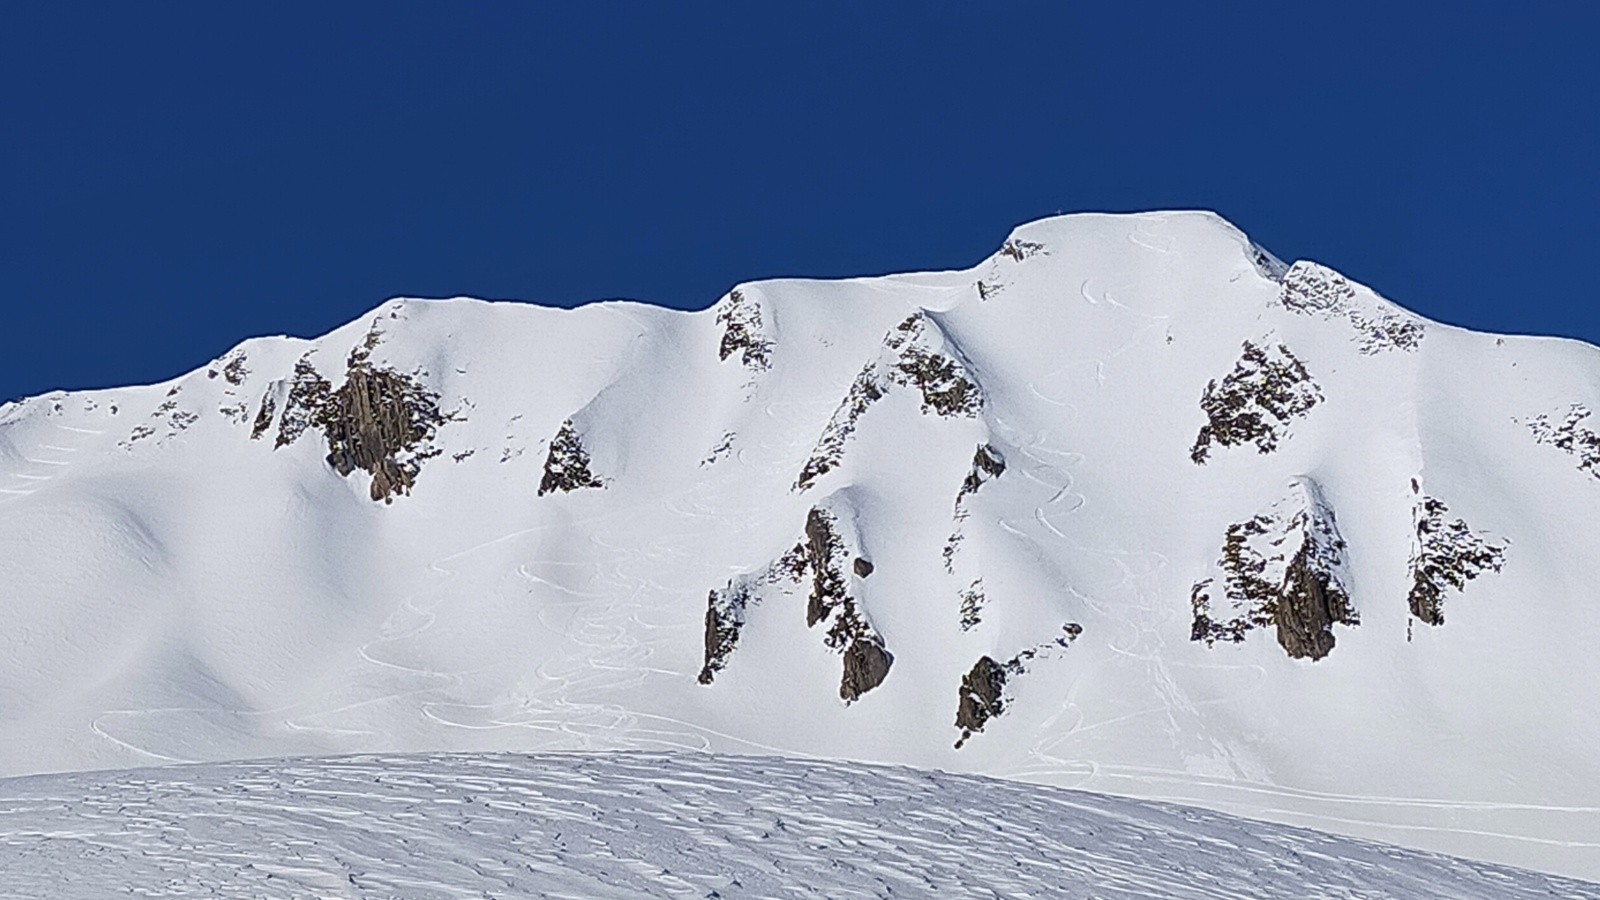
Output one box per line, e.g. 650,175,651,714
3,211,1597,879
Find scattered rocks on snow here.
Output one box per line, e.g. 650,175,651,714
1526,404,1600,480
1278,261,1424,354
1406,485,1506,626
538,419,605,496
796,313,981,490
999,238,1047,261
1190,341,1322,464
222,354,249,386
958,580,986,632
945,444,1007,626
1190,477,1357,660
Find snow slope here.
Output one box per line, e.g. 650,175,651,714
0,750,1592,899
2,211,1598,879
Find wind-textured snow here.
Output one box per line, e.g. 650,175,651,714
0,750,1591,899
3,211,1599,882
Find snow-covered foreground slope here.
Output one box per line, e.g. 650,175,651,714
3,211,1599,879
0,750,1591,899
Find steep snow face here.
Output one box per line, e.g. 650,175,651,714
3,211,1599,879
1,751,1591,900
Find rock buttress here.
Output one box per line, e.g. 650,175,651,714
1406,486,1506,626
538,419,604,495
954,656,1007,749
1190,477,1356,660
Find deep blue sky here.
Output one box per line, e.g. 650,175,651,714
3,2,1597,400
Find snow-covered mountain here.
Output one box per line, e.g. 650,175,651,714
3,211,1598,880
4,750,1594,899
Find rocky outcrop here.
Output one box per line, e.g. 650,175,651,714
841,640,894,704
275,357,333,449
1278,261,1423,354
1191,477,1357,660
954,624,1082,749
1406,485,1506,626
699,582,752,685
947,444,1006,567
538,420,604,496
265,328,452,502
249,391,277,440
802,506,893,702
697,546,808,685
954,656,1007,749
696,507,891,701
714,288,774,371
1190,341,1322,464
316,364,447,503
999,238,1046,261
796,313,981,490
1526,403,1600,480
961,443,1006,498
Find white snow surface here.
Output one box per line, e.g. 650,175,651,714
0,750,1593,899
3,211,1599,880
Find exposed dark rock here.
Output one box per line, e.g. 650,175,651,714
1279,261,1423,354
961,444,1007,496
1527,404,1600,480
840,639,893,703
1190,341,1322,464
796,364,883,491
999,238,1046,261
953,624,1082,748
1407,491,1506,626
804,508,849,627
222,354,249,386
249,392,277,440
697,549,811,687
958,580,985,631
700,430,736,467
538,419,605,496
1190,478,1356,660
853,557,874,578
946,444,1007,577
954,656,1007,748
1248,242,1288,282
801,506,893,701
715,289,774,371
269,339,452,503
275,357,333,449
699,581,753,685
885,315,982,417
314,364,447,503
796,313,980,490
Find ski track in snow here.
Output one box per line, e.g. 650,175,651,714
0,422,99,500
0,750,1592,900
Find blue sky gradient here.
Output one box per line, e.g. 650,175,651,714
3,2,1597,399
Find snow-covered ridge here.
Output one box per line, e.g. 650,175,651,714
3,210,1600,880
1,750,1592,899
